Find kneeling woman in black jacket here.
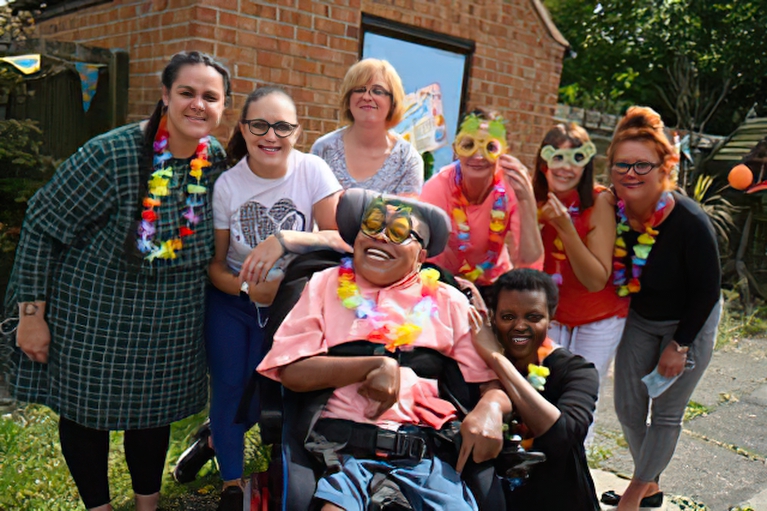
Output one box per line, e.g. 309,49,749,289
474,269,600,511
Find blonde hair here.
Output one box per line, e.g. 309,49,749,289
339,58,405,128
607,106,679,189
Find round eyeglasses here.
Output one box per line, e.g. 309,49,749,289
351,86,392,98
242,119,299,138
361,201,424,246
612,161,661,175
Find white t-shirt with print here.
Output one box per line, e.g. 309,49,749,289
213,150,342,273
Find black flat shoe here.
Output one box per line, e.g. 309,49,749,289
217,485,244,511
600,490,664,508
173,420,216,484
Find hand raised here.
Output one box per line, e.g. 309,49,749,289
498,154,534,203
539,192,572,230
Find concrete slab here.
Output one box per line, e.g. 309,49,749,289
588,336,767,510
598,431,767,509
738,484,767,510
687,400,767,458
591,469,682,510
689,342,767,409
744,382,767,406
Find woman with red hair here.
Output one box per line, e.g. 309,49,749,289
603,107,721,510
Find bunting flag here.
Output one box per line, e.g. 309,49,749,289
75,62,101,113
0,54,41,75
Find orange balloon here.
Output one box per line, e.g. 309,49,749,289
728,164,753,190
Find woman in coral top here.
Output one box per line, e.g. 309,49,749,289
420,109,543,293
533,123,628,438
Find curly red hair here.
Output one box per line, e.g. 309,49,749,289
607,106,679,189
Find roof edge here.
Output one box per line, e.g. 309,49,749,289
531,0,569,49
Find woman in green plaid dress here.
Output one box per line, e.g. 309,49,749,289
4,51,231,511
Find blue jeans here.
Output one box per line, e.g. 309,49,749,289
205,285,269,481
314,455,479,511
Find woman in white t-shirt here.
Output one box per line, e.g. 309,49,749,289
206,86,342,509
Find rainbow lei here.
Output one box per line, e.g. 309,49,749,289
527,364,550,391
451,163,508,283
337,257,440,352
612,191,674,296
540,196,581,287
136,115,211,261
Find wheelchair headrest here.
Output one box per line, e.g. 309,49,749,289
336,189,451,258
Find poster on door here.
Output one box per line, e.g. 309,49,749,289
394,83,448,154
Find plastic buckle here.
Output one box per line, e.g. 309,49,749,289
375,429,427,461
375,429,398,459
399,434,426,461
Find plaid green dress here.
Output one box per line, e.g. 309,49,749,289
3,123,226,430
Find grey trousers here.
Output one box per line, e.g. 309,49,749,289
614,298,722,483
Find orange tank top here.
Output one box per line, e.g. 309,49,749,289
540,187,629,327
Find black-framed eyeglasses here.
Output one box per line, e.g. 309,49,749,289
351,85,392,98
241,118,299,138
612,161,661,175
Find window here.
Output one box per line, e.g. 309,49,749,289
361,14,474,173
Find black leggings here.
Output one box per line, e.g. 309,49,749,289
59,417,171,509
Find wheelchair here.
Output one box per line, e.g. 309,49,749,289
236,249,544,510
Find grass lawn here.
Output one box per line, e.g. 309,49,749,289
0,405,269,510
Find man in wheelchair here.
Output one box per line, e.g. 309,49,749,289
257,189,512,510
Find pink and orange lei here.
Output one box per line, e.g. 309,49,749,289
451,163,509,283
337,257,440,352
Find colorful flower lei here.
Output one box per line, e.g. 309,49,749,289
451,162,509,283
539,197,581,287
612,191,674,296
136,115,211,261
514,338,557,448
337,257,440,352
527,364,550,391
527,337,556,392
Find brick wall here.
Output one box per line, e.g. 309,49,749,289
35,0,565,166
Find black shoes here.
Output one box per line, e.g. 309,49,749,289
172,420,216,484
217,485,244,511
600,490,664,508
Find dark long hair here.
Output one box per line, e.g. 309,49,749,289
533,123,595,210
126,51,231,261
226,86,297,166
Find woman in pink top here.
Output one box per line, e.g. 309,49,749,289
420,109,543,290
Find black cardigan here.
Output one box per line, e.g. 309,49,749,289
505,349,600,511
623,192,721,346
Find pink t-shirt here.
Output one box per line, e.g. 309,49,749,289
420,163,523,286
257,266,497,430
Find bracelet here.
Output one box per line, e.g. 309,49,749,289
274,230,289,254
20,302,40,316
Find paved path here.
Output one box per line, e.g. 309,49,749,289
590,336,767,510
